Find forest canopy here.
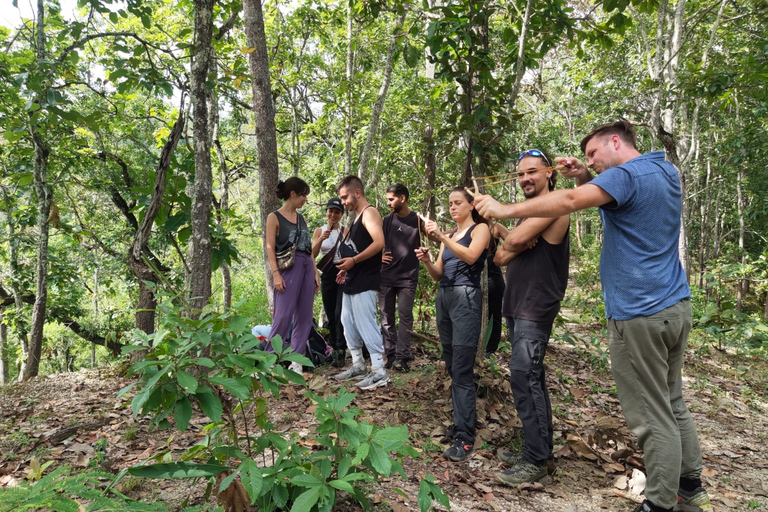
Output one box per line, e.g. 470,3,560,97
0,0,767,382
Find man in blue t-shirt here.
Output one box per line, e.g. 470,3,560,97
474,121,711,512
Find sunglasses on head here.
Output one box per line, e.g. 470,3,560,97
518,149,551,166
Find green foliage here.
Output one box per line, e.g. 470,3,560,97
693,259,768,354
0,466,171,512
119,299,444,512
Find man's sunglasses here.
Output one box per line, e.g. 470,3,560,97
518,149,551,166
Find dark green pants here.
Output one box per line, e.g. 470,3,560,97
608,299,703,509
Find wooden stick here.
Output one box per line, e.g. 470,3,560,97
472,171,516,181
471,165,567,189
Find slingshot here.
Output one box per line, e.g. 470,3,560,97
464,165,566,197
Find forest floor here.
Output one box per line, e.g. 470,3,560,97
1,324,767,512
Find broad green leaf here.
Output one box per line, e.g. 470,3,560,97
290,474,323,488
328,479,354,493
174,396,192,431
289,486,322,512
373,425,408,444
240,458,263,500
127,462,230,479
196,388,223,422
207,376,251,400
368,443,391,475
176,370,198,393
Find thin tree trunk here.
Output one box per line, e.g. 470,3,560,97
211,76,232,311
92,267,98,368
509,0,534,106
243,0,281,307
129,110,186,338
736,167,746,310
0,312,8,383
423,125,436,220
358,12,405,183
344,2,355,176
189,0,215,315
25,0,52,379
3,189,29,376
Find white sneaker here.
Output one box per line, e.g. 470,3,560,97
355,369,389,390
288,362,303,373
334,364,366,381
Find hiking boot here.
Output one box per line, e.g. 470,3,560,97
497,448,522,465
496,460,547,487
675,487,713,512
443,437,474,462
334,364,366,381
394,359,410,372
356,369,390,390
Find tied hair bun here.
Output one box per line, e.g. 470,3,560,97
275,180,287,200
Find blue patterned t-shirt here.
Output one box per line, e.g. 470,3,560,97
589,151,690,320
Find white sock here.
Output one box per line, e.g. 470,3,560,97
350,348,364,368
370,353,384,370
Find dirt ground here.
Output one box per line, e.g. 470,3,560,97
1,332,767,512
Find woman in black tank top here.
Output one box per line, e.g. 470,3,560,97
265,177,319,373
415,187,490,462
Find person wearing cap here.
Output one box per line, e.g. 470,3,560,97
380,184,422,371
312,197,348,366
474,121,711,512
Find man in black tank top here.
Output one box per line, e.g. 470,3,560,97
491,149,570,487
332,176,389,390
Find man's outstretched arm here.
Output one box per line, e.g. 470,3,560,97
474,184,614,220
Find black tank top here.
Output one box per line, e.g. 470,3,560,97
503,222,569,323
440,224,487,287
274,211,311,254
339,206,382,294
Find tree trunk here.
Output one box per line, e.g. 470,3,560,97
189,0,215,315
92,267,98,368
129,110,186,337
423,125,436,220
3,189,29,376
344,1,355,176
24,0,53,379
358,12,405,183
211,70,232,311
243,0,281,308
736,167,746,310
0,311,8,384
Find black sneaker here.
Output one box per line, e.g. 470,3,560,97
394,359,410,372
632,501,654,512
443,437,474,462
384,358,396,369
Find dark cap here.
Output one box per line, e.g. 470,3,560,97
326,197,343,211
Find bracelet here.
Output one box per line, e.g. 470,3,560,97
351,256,356,264
272,269,279,273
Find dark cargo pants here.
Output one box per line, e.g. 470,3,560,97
379,284,416,361
436,285,480,445
507,317,555,465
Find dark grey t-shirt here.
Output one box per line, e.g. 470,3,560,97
381,211,421,287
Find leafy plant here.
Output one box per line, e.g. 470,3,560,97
0,466,171,512
116,298,446,512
